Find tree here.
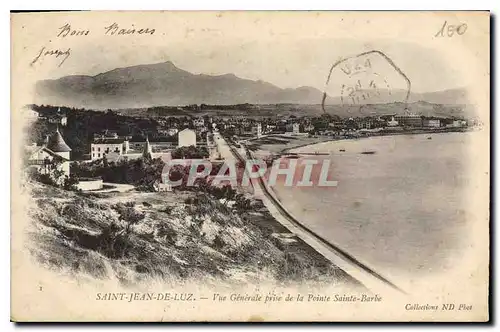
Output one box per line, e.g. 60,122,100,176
114,203,146,234
33,156,67,187
71,156,165,191
171,145,209,159
63,173,80,191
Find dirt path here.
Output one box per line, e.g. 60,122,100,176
96,183,135,193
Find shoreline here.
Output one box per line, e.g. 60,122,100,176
281,127,475,155
235,143,404,294
266,129,479,292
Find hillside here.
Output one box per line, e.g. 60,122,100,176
34,61,470,109
26,181,362,287
34,61,326,109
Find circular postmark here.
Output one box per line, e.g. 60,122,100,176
322,50,411,111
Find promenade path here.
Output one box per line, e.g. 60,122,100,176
215,132,405,296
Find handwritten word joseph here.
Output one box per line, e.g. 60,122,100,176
57,23,156,37
31,23,156,67
31,47,71,67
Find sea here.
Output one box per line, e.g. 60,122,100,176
271,131,485,290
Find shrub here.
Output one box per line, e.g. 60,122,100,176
112,203,146,234
171,145,209,159
96,222,133,259
63,174,80,191
71,157,165,191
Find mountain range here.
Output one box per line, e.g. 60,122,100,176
34,61,470,109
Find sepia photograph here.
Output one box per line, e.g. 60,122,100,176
10,10,490,322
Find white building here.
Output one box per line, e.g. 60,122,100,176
252,123,262,138
452,120,467,128
157,128,179,136
423,119,441,128
286,123,300,134
178,129,196,147
91,139,130,160
47,108,67,126
48,116,67,126
26,128,72,178
239,123,262,138
91,136,173,163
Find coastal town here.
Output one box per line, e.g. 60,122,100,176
11,11,490,323
23,103,477,191
19,101,480,293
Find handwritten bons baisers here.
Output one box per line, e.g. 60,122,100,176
31,23,155,68
58,23,155,37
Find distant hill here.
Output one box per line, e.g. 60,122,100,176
34,61,470,109
106,101,474,120
324,88,470,105
410,88,470,105
34,61,326,109
321,101,475,119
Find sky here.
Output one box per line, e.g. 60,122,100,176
38,38,466,94
16,11,486,94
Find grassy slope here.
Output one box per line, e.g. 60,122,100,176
27,182,361,289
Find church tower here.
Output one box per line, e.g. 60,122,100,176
143,136,152,158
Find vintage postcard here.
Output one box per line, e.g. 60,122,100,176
11,11,490,322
